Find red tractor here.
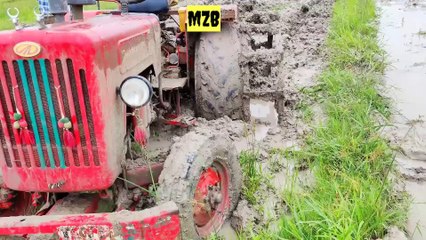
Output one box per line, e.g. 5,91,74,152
0,0,243,239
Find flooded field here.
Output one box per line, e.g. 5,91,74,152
379,0,426,238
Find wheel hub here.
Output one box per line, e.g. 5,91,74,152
193,167,222,227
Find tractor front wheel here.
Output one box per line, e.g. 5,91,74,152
157,130,242,239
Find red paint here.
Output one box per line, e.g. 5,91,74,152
1,165,114,192
138,213,181,240
164,114,197,128
0,13,161,192
0,201,181,240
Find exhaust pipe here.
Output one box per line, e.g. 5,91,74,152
45,0,68,23
67,0,97,20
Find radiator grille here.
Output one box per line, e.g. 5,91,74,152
0,59,99,168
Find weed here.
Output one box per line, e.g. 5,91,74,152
417,29,426,36
268,154,285,173
272,3,288,13
296,101,314,122
206,234,225,240
239,150,262,205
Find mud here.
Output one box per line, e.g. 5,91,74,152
151,0,333,237
379,0,426,239
236,0,333,126
220,0,332,234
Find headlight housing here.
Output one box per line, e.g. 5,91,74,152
118,76,153,108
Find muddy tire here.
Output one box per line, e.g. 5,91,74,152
157,129,242,239
195,22,243,120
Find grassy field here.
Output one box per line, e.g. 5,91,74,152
276,0,408,238
242,0,409,239
0,0,117,30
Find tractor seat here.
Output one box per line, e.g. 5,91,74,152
128,0,170,14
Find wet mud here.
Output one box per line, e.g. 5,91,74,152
379,0,426,239
236,0,333,126
154,0,333,237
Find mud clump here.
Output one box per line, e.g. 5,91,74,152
382,226,408,240
234,0,332,127
230,199,258,231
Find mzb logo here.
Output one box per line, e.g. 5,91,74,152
186,5,221,32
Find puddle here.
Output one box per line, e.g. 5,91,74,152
379,0,426,239
249,99,279,141
379,0,426,120
405,181,426,239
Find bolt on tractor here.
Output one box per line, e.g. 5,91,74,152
0,0,244,239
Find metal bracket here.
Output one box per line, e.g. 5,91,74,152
7,8,23,31
33,7,47,30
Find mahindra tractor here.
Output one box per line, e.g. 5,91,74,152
0,0,244,239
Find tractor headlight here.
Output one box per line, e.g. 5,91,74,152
119,76,153,108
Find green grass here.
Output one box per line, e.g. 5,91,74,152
240,150,263,205
84,2,118,10
245,0,409,239
418,29,426,36
0,0,117,31
0,0,37,30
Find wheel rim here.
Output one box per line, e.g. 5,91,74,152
193,160,230,237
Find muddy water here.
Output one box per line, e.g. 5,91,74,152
249,99,279,141
379,0,426,238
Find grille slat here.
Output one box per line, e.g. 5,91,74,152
39,59,67,168
60,59,85,167
51,61,72,167
13,62,40,168
18,60,48,168
1,61,26,168
8,62,36,168
0,59,99,169
0,64,14,167
80,70,99,166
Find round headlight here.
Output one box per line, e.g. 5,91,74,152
119,76,153,108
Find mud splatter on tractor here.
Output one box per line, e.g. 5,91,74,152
0,0,243,239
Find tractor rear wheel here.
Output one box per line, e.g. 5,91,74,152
194,22,243,120
157,130,242,239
